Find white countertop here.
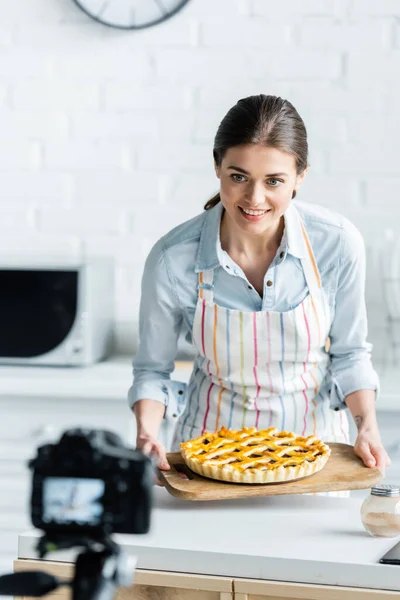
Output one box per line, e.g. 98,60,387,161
18,489,400,592
0,356,193,402
0,355,398,411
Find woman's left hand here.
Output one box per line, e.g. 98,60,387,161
354,425,391,474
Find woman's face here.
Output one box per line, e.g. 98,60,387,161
215,144,307,236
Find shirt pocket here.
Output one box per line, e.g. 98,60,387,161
163,380,188,422
287,272,335,313
288,288,309,310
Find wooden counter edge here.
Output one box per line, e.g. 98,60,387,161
14,559,400,600
234,576,400,599
13,559,233,591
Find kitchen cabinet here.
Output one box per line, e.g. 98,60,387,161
12,560,400,600
13,560,233,600
233,578,400,599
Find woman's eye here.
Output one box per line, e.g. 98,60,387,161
231,174,247,183
267,179,281,187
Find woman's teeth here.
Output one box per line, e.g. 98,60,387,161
241,208,269,216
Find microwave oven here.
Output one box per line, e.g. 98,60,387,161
0,259,114,366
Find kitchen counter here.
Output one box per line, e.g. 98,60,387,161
5,358,400,599
17,489,400,594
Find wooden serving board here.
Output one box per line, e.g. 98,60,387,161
158,443,382,501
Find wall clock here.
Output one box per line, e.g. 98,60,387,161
72,0,191,30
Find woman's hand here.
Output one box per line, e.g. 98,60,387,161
136,431,170,486
133,399,169,486
344,390,391,475
353,423,391,475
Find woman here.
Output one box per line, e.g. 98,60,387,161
129,94,390,480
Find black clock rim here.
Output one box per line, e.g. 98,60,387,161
72,0,191,30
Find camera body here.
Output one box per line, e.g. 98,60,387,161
29,428,153,536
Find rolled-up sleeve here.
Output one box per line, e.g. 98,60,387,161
127,239,183,409
328,221,379,410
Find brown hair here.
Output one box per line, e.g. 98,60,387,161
204,94,308,210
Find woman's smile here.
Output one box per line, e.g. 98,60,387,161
239,206,271,221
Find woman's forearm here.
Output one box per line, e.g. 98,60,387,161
345,389,378,432
133,399,166,438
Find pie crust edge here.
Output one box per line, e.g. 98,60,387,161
181,449,331,484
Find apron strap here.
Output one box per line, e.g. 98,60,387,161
295,208,330,349
198,270,214,302
298,219,322,300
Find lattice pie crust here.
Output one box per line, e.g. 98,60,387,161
180,426,331,484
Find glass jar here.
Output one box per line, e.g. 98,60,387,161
361,485,400,537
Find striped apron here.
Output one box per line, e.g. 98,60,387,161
171,209,349,452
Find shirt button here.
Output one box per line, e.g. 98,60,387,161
266,280,273,287
248,285,252,289
226,265,230,269
280,251,285,259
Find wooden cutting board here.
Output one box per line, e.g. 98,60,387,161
158,443,382,501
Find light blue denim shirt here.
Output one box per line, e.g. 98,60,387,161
128,200,379,413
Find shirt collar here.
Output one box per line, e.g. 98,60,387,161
195,203,223,273
195,201,307,273
284,202,308,259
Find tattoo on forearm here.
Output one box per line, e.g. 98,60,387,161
354,415,363,430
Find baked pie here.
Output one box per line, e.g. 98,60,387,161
180,426,331,484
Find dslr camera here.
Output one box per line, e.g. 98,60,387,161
30,427,152,536
0,428,153,600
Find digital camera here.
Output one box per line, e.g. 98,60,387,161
29,428,153,535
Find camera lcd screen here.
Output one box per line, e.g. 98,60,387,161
43,477,105,526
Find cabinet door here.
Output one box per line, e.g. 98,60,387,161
234,579,400,599
13,561,232,600
118,571,232,600
13,560,74,600
14,591,231,600
117,586,231,600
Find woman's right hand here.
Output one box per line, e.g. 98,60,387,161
136,432,170,486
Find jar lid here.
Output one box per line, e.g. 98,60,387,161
371,484,400,497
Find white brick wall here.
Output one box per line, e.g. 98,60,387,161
0,0,399,359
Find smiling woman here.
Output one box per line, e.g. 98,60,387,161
206,95,307,209
129,94,390,484
205,97,309,297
